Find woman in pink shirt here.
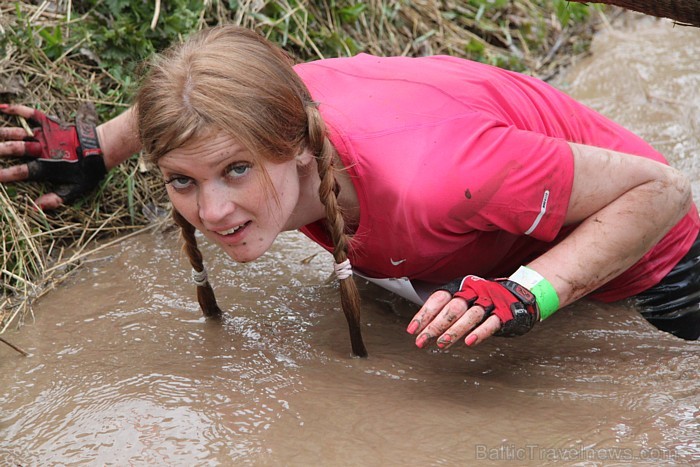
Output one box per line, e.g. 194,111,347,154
1,26,698,356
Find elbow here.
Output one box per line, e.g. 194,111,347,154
662,166,694,224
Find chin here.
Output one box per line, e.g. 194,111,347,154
220,244,269,264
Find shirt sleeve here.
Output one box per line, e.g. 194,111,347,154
429,114,575,242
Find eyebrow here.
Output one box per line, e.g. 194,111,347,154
158,145,251,173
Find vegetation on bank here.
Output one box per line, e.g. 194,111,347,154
0,0,599,334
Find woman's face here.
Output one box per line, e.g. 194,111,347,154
158,131,312,263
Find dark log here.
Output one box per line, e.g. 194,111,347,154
569,1,700,27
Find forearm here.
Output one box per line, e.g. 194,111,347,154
527,168,692,308
95,107,141,169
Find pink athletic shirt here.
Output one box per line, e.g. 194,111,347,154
295,54,700,302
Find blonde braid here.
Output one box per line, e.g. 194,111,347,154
172,209,223,319
306,103,367,357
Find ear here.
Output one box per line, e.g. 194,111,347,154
295,149,314,167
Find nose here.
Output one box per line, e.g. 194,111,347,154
197,181,236,228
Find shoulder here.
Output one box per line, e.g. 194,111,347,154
293,54,511,105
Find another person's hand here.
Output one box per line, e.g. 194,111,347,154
0,104,106,210
406,275,539,349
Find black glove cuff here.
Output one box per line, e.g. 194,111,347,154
494,279,539,336
75,120,102,157
494,279,537,308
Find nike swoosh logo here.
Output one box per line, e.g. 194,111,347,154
390,258,406,266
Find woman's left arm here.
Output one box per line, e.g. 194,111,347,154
408,142,694,349
531,142,692,306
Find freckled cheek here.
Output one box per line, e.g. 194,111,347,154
168,192,200,227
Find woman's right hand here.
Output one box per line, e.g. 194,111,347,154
0,104,107,210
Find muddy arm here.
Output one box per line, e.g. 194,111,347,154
528,142,693,308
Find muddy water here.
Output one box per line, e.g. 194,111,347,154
2,15,699,466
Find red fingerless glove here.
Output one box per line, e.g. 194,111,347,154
24,109,106,204
439,275,540,336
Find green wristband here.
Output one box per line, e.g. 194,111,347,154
509,266,560,320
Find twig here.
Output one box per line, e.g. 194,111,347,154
151,0,161,30
300,252,319,265
19,116,34,137
0,336,29,356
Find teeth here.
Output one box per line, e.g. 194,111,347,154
218,224,244,235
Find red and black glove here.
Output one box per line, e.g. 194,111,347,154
438,275,539,336
23,109,106,204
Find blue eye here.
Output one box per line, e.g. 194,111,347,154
165,176,193,190
227,163,251,179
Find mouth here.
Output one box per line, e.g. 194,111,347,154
215,221,251,236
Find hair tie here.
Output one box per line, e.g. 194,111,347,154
334,259,353,280
192,268,208,287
